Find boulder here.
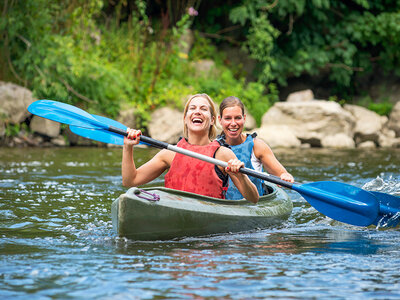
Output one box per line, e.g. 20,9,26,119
262,100,355,147
190,59,216,76
344,104,383,145
179,29,194,56
321,133,356,148
29,116,60,138
0,81,36,124
286,89,314,102
117,106,137,129
244,110,257,130
256,125,301,149
148,107,183,144
378,128,399,148
357,141,376,148
387,101,400,137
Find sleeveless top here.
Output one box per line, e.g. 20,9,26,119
164,138,228,198
217,133,265,200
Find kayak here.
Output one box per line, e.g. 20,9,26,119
111,182,293,240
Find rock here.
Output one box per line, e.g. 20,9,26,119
190,59,216,76
286,89,314,102
179,29,194,56
378,128,399,148
117,106,136,129
0,122,4,137
148,107,183,144
344,104,383,145
387,101,400,137
262,100,355,147
244,110,257,130
30,116,60,138
64,127,94,146
256,125,301,149
0,81,36,124
357,141,376,148
321,133,356,148
51,136,67,147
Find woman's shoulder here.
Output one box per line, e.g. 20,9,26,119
155,148,175,165
215,144,235,160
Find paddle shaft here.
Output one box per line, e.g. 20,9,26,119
108,125,294,188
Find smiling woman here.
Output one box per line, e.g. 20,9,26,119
218,96,294,200
122,94,259,203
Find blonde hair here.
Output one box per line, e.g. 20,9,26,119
183,93,217,140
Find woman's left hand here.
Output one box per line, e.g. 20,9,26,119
225,159,244,174
280,172,294,183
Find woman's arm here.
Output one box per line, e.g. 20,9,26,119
216,147,259,204
253,138,294,183
122,129,173,187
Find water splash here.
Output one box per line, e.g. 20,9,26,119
362,175,400,196
363,175,400,229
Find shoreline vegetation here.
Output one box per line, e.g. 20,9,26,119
1,82,399,149
1,1,400,148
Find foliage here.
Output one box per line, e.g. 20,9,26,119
227,0,400,97
368,102,393,116
1,0,275,128
356,96,393,116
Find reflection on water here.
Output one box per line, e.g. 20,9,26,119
1,147,400,299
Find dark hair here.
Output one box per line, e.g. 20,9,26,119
219,96,245,117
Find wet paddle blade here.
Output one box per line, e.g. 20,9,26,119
70,115,126,145
293,181,380,226
28,100,105,130
371,191,400,227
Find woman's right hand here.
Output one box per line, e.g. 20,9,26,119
124,128,142,146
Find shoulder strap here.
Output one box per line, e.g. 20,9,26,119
215,134,231,148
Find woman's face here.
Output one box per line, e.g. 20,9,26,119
184,96,214,135
219,105,245,140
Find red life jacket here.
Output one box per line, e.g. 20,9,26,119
164,139,227,199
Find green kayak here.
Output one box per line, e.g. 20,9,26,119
111,183,293,240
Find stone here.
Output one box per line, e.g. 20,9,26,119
262,100,355,147
256,125,301,149
0,81,36,124
344,104,382,144
30,116,60,138
148,107,183,144
321,133,356,148
286,89,314,102
387,101,400,137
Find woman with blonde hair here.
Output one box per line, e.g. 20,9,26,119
122,93,259,203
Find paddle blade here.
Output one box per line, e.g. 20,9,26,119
70,115,126,145
293,181,380,226
371,191,400,227
28,100,104,129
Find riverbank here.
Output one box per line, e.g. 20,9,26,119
1,81,400,149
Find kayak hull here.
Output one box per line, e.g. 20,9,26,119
112,183,293,240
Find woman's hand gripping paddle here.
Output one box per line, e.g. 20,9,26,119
28,99,400,227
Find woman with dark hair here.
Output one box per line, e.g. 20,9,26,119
122,94,259,203
218,96,294,200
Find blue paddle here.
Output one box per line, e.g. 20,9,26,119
28,100,400,227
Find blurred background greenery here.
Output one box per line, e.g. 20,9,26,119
2,0,400,126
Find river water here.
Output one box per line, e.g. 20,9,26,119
1,146,399,299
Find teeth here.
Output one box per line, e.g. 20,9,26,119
192,118,203,123
229,128,238,132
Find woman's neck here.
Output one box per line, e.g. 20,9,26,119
187,132,211,146
225,133,246,146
